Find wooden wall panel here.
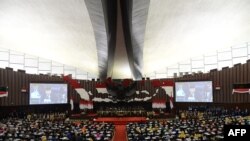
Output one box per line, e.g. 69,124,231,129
0,69,64,106
21,72,25,105
235,64,240,103
242,64,248,103
238,64,244,102
12,72,17,106
212,70,218,103
25,73,30,105
232,65,237,103
228,67,233,103
216,70,221,103
3,69,8,106
229,67,233,103
1,69,5,105
0,69,3,105
223,68,228,103
7,69,12,106
226,68,231,103
239,64,243,102
236,64,245,103
234,65,238,103
247,60,250,102
221,68,226,103
219,70,223,103
248,60,250,81
24,73,29,105
16,72,21,106
15,72,19,105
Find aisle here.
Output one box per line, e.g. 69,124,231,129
93,117,146,141
113,125,127,141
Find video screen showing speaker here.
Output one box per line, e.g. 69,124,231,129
29,83,68,105
175,81,213,102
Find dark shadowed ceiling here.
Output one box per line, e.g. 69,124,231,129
1,0,250,80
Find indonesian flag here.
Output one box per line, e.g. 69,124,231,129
232,83,250,94
0,86,8,98
75,88,90,100
79,99,88,110
96,82,108,94
87,101,93,109
232,88,250,94
79,99,93,110
63,75,89,100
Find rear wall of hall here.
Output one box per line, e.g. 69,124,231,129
0,60,250,107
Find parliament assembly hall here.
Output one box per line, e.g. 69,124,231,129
1,0,250,140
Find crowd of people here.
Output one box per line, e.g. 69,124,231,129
1,105,250,141
97,106,146,117
0,115,114,141
177,106,249,120
126,106,250,141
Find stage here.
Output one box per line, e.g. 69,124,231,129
95,117,147,125
69,114,171,141
70,112,174,121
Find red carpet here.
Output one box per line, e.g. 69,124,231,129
113,125,127,141
95,117,146,141
95,117,146,125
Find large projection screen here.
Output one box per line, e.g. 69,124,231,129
29,83,68,105
175,81,213,102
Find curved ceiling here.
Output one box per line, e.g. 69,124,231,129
144,0,250,74
0,0,98,74
1,0,250,79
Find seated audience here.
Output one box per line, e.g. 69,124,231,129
127,106,250,141
0,113,114,141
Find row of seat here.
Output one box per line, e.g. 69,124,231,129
0,118,114,141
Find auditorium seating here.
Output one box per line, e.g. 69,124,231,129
126,107,250,141
0,115,115,141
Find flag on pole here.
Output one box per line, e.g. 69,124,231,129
63,75,89,100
